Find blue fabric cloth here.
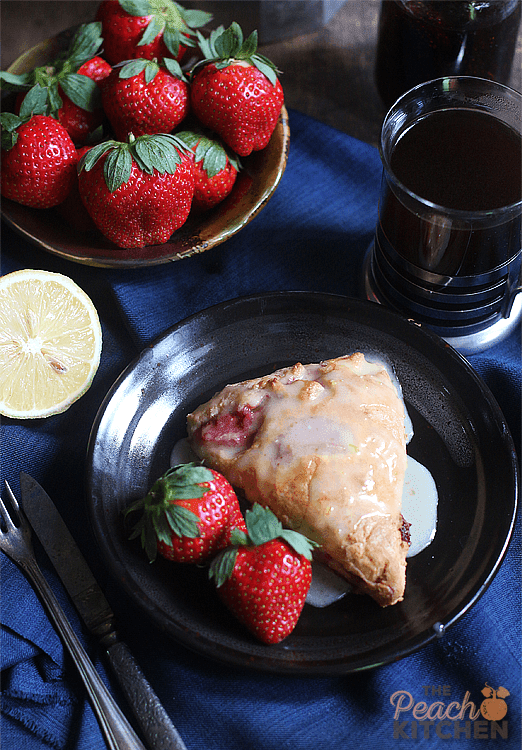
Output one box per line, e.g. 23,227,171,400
1,109,520,750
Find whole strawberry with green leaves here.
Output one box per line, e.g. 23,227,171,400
96,0,212,65
0,23,110,145
124,463,246,564
190,23,284,157
101,58,190,141
1,89,78,208
77,132,194,247
176,128,241,211
209,504,319,644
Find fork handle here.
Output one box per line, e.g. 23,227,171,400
20,558,147,750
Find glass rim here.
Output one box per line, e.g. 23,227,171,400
380,76,522,220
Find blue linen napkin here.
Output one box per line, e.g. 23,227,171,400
1,109,520,750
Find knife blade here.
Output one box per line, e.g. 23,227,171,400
20,472,188,750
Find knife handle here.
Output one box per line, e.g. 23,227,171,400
106,642,188,750
20,558,148,750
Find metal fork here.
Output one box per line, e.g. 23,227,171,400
0,481,148,750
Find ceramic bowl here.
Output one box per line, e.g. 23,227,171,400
2,29,290,268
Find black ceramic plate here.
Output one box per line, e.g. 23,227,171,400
86,292,518,675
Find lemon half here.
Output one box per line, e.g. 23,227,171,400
0,269,102,419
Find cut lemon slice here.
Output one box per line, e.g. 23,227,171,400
0,269,102,419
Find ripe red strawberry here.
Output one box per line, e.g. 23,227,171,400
101,58,189,141
96,0,212,65
1,23,110,145
176,129,241,211
124,463,246,564
209,504,318,644
1,111,77,208
190,23,284,157
77,132,195,247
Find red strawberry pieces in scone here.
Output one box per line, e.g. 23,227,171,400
101,57,190,140
77,132,194,248
124,463,246,564
190,23,284,157
209,504,318,644
176,129,241,211
96,0,212,65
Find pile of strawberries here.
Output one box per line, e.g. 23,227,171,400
125,462,318,645
0,0,285,249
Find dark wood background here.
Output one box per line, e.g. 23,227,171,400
2,1,521,146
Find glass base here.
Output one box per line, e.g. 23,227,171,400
362,245,522,356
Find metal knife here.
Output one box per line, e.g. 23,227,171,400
19,472,188,750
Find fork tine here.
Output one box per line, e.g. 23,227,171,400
2,481,20,529
4,480,20,510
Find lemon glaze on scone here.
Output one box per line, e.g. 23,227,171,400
187,353,410,606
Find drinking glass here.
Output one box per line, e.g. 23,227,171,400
363,76,522,354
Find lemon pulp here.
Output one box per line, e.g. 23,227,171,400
0,269,102,419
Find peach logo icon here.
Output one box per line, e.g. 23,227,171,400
480,684,510,721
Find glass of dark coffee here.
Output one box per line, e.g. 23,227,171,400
375,0,521,110
363,77,522,354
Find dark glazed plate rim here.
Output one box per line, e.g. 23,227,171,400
86,292,518,675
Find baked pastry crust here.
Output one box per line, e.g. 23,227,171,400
187,353,409,606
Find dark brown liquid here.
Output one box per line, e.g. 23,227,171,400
380,109,522,276
375,0,521,109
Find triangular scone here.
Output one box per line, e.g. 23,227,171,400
187,353,409,606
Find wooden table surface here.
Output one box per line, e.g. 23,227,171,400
2,1,521,147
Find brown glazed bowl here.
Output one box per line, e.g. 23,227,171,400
2,29,290,268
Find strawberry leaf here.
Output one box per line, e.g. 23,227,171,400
196,28,218,60
164,485,207,500
47,82,63,115
18,84,50,119
0,112,22,131
0,70,33,91
230,527,248,546
79,133,189,191
119,59,151,79
209,546,239,587
251,55,278,86
66,22,104,69
193,22,280,84
139,15,165,46
180,8,213,28
165,462,214,486
78,140,120,172
143,521,158,562
154,510,178,545
0,113,23,149
162,28,182,58
144,61,160,84
119,0,153,16
200,145,227,177
104,146,133,191
133,134,181,174
162,57,185,81
164,504,201,538
214,22,242,59
245,504,282,545
176,130,241,176
279,529,319,560
59,73,101,112
237,30,258,60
